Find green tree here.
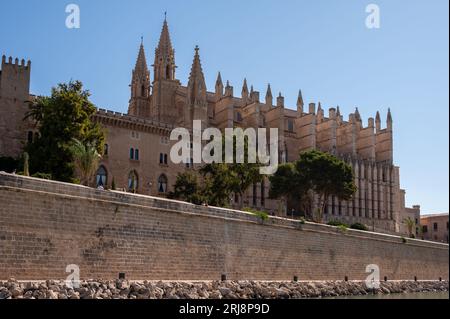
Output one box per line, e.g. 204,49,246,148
69,138,101,186
296,150,356,222
169,171,205,205
269,150,356,223
269,162,312,217
403,217,416,238
200,163,236,207
25,81,105,182
201,132,262,207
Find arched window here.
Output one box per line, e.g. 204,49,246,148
158,174,168,193
135,149,139,161
104,144,109,156
141,84,146,97
166,65,171,79
164,154,168,165
130,148,134,160
159,153,164,164
128,170,138,191
96,166,107,187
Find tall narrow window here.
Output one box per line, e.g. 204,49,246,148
104,144,109,156
164,154,168,165
135,149,139,161
287,119,294,132
160,153,164,164
158,174,168,193
130,148,134,160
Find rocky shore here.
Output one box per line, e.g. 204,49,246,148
0,279,448,299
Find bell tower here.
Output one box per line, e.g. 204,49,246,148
151,16,180,124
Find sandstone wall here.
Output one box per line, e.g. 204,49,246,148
0,172,448,281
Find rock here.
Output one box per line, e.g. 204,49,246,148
47,290,58,299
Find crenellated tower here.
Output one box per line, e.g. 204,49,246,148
0,55,33,158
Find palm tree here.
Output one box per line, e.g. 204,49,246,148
404,217,416,238
70,139,101,186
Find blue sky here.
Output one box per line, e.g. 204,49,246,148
0,0,448,214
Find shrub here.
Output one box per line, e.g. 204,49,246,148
350,223,369,231
327,220,349,228
244,208,269,221
337,225,348,233
31,172,52,180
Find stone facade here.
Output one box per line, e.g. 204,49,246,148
0,18,421,235
421,214,449,243
0,172,448,281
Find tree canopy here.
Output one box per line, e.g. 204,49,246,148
269,150,357,222
25,81,105,182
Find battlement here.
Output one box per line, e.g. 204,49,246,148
95,107,175,134
1,55,31,70
0,55,31,100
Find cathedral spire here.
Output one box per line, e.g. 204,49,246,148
355,107,361,122
265,84,273,106
128,41,151,117
297,90,304,115
134,41,148,74
187,46,207,106
387,108,393,131
242,78,249,101
154,16,176,81
215,72,223,97
185,46,208,127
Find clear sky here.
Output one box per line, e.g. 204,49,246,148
0,0,448,214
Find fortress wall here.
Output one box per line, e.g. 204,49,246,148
0,172,448,281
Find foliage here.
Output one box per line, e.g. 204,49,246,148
269,150,356,223
403,217,416,238
31,172,52,180
200,133,262,207
24,81,105,183
327,220,350,228
199,163,237,207
168,171,206,205
69,138,101,186
337,224,348,233
350,223,369,231
243,207,269,221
